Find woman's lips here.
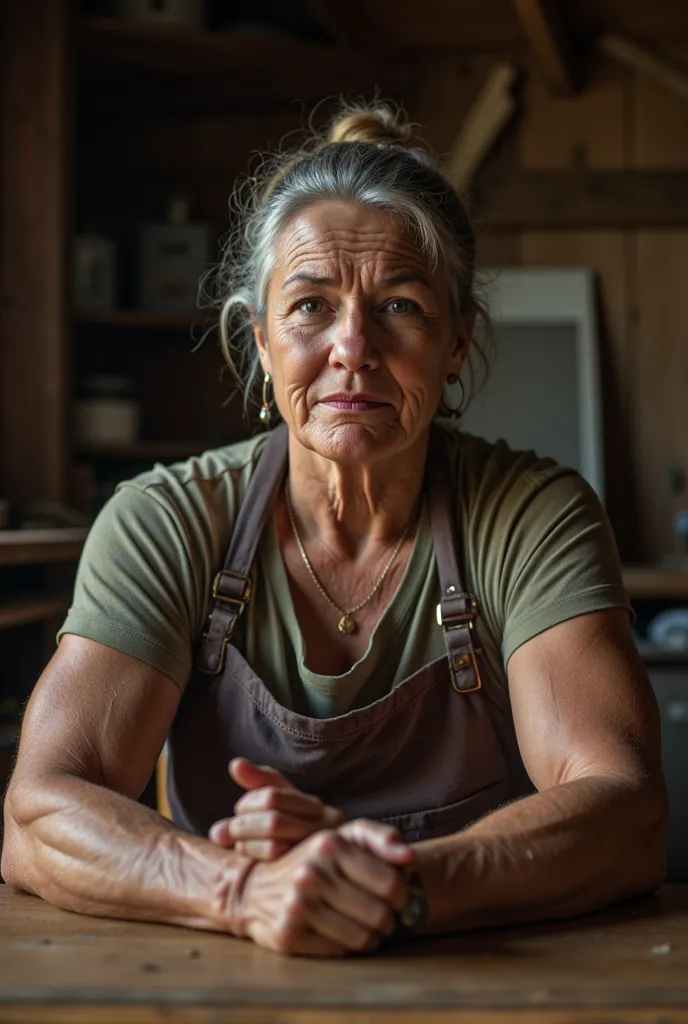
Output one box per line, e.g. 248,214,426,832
320,393,389,411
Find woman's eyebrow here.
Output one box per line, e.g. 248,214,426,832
382,271,433,288
282,272,333,289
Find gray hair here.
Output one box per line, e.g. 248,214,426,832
206,102,491,417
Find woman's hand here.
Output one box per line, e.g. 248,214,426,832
208,758,343,860
235,821,415,957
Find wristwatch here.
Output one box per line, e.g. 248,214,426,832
396,866,428,932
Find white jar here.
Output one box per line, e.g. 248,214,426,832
76,374,141,445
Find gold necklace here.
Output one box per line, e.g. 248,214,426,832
284,482,415,635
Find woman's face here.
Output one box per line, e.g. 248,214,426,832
253,200,471,463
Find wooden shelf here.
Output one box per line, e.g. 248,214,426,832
77,17,412,99
0,593,71,631
0,529,87,568
75,309,206,330
76,441,207,461
623,566,688,599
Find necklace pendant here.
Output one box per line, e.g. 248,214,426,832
338,614,356,635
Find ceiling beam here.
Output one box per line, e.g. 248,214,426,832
599,35,688,103
512,0,578,95
445,64,518,189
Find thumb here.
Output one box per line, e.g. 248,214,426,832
228,757,298,793
339,819,415,866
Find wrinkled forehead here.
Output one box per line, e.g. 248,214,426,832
271,200,436,283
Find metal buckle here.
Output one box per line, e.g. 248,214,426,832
451,647,484,694
211,570,252,609
435,594,478,630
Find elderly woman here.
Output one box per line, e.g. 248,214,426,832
3,104,667,957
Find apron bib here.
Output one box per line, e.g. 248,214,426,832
168,424,533,842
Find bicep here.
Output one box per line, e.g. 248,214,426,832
12,634,181,801
507,608,663,792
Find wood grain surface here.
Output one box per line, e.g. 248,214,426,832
1,885,687,1023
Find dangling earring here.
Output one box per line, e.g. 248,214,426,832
445,372,465,421
259,371,273,424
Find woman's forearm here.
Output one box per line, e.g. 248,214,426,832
2,773,253,933
413,774,668,934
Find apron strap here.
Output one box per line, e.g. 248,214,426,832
197,424,289,675
199,421,482,692
427,426,483,693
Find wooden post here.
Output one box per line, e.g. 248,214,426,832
0,0,73,513
512,0,579,95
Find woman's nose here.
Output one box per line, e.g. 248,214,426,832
328,309,380,372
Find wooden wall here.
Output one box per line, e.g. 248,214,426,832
415,54,688,563
64,42,688,564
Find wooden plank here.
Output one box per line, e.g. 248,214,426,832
0,529,86,568
362,0,525,51
632,230,688,561
519,61,627,170
516,58,638,556
445,64,518,188
475,231,523,268
520,231,636,556
512,0,578,95
356,0,688,52
77,17,413,100
3,1008,688,1024
0,594,70,631
413,58,514,163
0,0,71,510
1,886,688,1015
477,169,688,227
631,69,688,562
599,35,688,103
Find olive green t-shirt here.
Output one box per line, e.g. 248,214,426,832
57,427,632,717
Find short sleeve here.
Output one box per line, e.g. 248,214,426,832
495,468,632,665
57,484,198,690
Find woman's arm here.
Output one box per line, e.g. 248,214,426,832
3,635,412,955
411,608,668,933
2,635,253,932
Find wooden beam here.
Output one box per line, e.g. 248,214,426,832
512,0,578,95
0,0,72,509
445,64,518,189
599,34,688,103
476,169,688,228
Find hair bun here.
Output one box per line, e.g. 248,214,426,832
327,103,416,148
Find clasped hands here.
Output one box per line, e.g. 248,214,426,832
207,757,415,957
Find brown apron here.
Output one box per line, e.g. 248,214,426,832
167,424,533,842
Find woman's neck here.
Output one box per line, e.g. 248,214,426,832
284,430,429,557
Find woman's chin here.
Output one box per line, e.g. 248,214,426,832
301,419,407,463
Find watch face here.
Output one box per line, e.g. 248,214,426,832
399,868,427,929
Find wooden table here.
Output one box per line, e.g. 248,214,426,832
1,885,688,1023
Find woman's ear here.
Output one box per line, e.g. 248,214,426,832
449,306,476,371
252,320,272,375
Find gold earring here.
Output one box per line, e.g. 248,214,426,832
259,372,272,424
445,373,465,421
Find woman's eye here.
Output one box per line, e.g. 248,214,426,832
297,299,324,314
385,298,416,314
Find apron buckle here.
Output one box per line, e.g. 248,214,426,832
212,569,253,608
450,647,484,693
436,594,483,693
